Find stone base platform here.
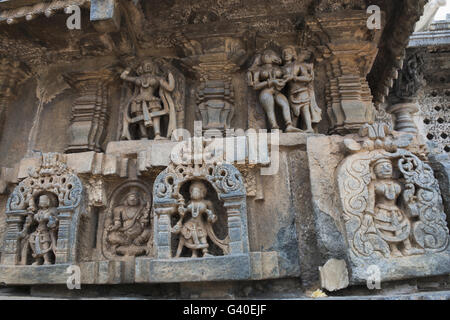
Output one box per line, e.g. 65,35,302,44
0,252,279,285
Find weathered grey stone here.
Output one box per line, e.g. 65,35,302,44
319,258,349,291
137,255,251,283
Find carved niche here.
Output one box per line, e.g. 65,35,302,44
101,180,153,259
1,153,86,265
118,58,184,141
337,112,449,261
153,161,248,259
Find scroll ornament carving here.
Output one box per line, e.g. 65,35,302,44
8,153,82,211
337,112,449,259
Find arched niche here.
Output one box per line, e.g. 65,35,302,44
153,162,248,259
101,180,153,260
1,153,86,265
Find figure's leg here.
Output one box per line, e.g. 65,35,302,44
139,122,148,139
259,90,279,129
32,256,43,266
389,243,403,257
175,238,185,258
200,236,211,257
402,238,425,256
301,105,314,133
153,117,163,140
275,93,302,132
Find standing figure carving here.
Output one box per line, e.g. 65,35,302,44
247,49,302,132
172,181,228,258
19,194,59,265
365,158,424,257
282,46,322,133
120,59,176,140
106,190,152,257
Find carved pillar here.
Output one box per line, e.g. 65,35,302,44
0,59,29,137
64,70,115,153
179,36,247,136
386,102,419,133
387,50,425,134
308,12,380,134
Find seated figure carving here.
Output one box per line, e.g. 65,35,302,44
106,191,152,257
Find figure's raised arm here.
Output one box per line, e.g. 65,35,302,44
160,72,175,92
120,68,139,84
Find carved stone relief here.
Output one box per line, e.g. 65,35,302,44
153,161,248,259
119,59,181,141
247,46,321,132
102,180,153,259
1,153,85,265
337,113,449,259
64,70,115,153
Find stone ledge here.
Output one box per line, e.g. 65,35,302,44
349,250,450,285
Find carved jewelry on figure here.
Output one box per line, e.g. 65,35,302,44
120,59,177,140
103,184,152,259
281,46,322,133
247,49,302,132
364,158,425,257
247,47,321,132
172,181,226,258
19,194,59,265
337,114,449,259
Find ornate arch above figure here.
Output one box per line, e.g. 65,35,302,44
2,153,85,266
153,161,248,259
101,180,153,260
336,115,449,260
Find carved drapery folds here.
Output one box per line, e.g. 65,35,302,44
337,112,449,260
1,153,86,265
153,161,248,259
64,70,115,153
118,58,184,141
102,180,153,259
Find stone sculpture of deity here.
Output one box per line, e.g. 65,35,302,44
172,181,228,258
247,49,302,132
281,46,322,133
120,59,176,140
365,158,425,257
19,194,59,265
106,191,152,257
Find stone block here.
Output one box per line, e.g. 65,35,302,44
319,258,349,291
136,255,251,283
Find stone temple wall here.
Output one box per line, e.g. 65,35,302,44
0,0,448,299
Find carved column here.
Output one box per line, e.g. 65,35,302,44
0,59,29,138
179,36,247,136
387,50,425,134
308,12,380,134
64,70,115,153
